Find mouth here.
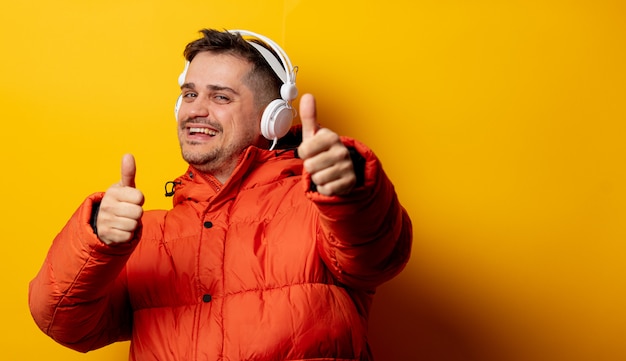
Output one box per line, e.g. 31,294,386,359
183,118,222,139
188,127,218,136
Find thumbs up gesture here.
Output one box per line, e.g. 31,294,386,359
297,94,357,196
96,154,145,245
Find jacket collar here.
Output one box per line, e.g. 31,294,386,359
170,144,302,205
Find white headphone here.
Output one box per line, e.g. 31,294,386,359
175,30,298,148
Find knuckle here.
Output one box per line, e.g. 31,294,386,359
336,144,350,157
297,144,310,160
302,158,313,172
311,172,323,186
132,206,144,220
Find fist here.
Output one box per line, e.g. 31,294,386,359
96,154,145,245
297,94,357,196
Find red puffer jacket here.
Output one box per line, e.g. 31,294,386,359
29,137,412,361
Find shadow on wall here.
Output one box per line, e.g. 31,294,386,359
367,265,503,361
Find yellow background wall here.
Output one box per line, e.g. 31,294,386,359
2,0,625,360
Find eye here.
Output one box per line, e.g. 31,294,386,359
182,92,197,99
212,94,231,104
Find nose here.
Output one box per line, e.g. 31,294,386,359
181,95,210,121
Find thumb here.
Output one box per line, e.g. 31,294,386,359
120,153,136,188
299,93,319,141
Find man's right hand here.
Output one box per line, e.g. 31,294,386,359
96,154,145,245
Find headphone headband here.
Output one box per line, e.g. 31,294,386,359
247,41,288,84
229,29,298,101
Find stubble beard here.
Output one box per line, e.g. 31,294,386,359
181,141,238,177
180,132,258,179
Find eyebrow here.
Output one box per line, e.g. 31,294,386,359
181,82,240,96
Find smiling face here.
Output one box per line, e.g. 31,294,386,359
177,51,268,183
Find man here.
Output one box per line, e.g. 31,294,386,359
29,28,412,360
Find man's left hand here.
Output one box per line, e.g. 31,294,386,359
297,93,357,196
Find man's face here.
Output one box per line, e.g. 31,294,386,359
177,51,264,182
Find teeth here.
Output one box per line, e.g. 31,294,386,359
189,127,217,136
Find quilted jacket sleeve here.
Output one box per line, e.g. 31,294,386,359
306,137,413,290
29,193,137,352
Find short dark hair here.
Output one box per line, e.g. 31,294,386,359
183,29,283,108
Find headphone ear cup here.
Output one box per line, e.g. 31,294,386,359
174,95,182,122
261,99,293,140
175,61,189,122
